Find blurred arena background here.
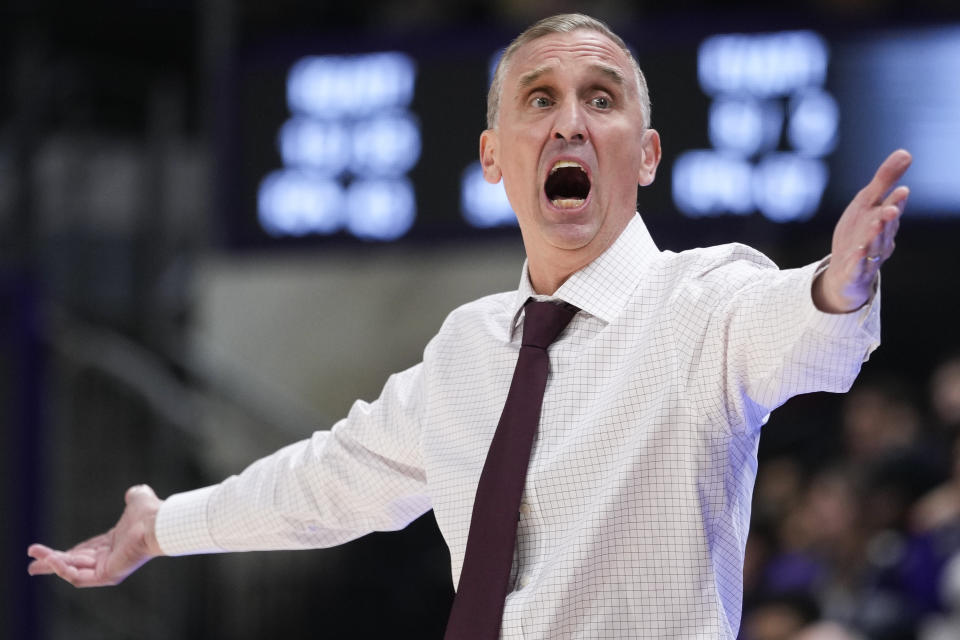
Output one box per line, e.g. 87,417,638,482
3,1,960,639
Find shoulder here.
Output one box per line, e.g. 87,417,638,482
660,242,778,286
668,242,777,276
442,290,515,326
654,243,781,309
426,290,516,353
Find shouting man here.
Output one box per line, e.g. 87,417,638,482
29,13,911,639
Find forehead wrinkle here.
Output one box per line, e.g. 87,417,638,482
521,35,627,67
511,36,632,91
516,62,625,92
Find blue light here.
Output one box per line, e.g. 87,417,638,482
708,98,783,158
753,153,827,222
672,151,828,221
672,151,754,217
278,117,351,175
264,50,421,240
678,29,835,221
345,178,416,241
833,26,960,215
788,89,839,157
460,161,517,228
699,31,828,98
258,169,345,237
350,112,422,175
287,52,417,118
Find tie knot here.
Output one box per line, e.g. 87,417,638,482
521,300,579,349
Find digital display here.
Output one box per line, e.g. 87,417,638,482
672,30,836,222
258,52,420,240
223,22,960,248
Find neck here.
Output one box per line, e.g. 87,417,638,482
527,252,592,294
524,216,633,295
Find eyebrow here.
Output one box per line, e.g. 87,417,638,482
591,63,626,86
517,63,626,89
518,65,553,89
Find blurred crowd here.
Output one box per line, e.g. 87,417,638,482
741,356,960,640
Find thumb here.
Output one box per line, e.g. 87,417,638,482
125,484,157,505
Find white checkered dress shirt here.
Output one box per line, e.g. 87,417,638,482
157,214,880,639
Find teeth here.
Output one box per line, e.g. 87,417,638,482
550,160,584,174
551,198,586,209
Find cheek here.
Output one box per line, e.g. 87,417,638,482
499,118,553,195
609,146,645,189
501,144,539,187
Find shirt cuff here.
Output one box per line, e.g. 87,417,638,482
155,485,225,556
802,256,881,359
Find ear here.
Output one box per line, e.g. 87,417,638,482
479,129,502,184
637,129,662,187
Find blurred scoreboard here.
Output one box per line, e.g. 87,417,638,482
221,21,960,248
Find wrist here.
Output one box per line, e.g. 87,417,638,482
812,270,868,314
144,500,165,557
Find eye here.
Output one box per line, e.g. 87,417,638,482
591,95,611,109
531,95,552,109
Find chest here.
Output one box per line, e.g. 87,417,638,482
419,311,718,533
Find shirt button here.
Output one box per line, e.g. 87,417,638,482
518,575,531,589
519,502,531,517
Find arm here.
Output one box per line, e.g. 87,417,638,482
159,362,430,555
676,150,911,433
26,485,164,587
28,360,431,583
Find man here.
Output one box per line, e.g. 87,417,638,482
28,13,911,639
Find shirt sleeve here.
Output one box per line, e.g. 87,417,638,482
676,249,881,435
155,361,431,556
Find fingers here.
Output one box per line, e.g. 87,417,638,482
36,552,97,586
850,180,908,268
863,188,908,263
28,544,96,568
858,149,912,205
880,202,902,253
28,538,102,580
27,547,100,586
27,544,56,576
882,184,910,208
27,543,54,559
859,208,895,262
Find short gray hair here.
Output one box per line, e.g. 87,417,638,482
486,13,651,130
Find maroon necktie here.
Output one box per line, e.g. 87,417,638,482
444,299,579,640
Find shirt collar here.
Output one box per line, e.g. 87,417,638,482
510,213,660,331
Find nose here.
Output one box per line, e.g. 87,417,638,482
551,98,587,143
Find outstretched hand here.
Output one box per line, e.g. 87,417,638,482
813,149,912,313
27,484,164,587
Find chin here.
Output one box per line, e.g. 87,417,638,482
540,219,603,252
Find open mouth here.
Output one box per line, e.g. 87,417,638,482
544,161,591,209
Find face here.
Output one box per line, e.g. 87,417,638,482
480,29,661,283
